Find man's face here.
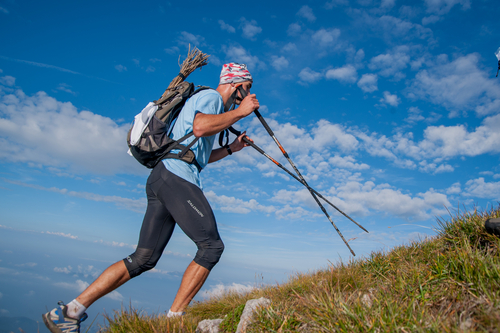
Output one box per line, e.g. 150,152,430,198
235,81,252,104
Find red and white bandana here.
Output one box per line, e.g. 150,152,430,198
219,63,253,85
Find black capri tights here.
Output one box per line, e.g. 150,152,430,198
124,163,224,278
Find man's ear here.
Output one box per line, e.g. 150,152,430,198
229,82,242,94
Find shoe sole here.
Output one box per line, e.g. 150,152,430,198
42,313,64,333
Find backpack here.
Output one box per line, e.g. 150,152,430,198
127,81,210,170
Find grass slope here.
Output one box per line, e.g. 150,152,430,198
102,206,500,332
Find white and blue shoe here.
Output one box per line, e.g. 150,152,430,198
42,301,88,333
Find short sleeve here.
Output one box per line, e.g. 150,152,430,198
194,91,224,116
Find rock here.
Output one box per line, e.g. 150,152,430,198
459,318,473,331
485,217,500,237
196,318,224,333
361,288,375,308
361,293,372,308
236,297,271,333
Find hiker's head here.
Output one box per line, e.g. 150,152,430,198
217,63,253,105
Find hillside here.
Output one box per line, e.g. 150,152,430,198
102,206,500,332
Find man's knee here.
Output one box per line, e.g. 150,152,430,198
123,247,157,278
195,240,224,271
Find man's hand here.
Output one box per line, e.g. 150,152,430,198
236,94,259,118
208,132,253,163
229,132,253,153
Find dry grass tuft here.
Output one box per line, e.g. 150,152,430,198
163,46,209,93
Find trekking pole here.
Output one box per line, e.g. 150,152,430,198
236,89,357,256
241,136,368,233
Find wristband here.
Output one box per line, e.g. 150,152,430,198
224,144,232,155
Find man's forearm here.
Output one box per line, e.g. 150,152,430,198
208,146,231,163
193,110,244,137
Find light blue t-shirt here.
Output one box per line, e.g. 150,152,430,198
162,89,224,189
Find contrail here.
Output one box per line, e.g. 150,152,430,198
0,55,120,84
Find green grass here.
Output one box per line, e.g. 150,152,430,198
101,206,500,332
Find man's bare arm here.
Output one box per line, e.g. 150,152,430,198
193,94,259,137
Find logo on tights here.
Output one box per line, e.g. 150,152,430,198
187,200,204,217
126,256,133,263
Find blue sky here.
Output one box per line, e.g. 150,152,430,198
1,0,500,331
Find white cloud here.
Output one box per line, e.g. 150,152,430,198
361,14,433,42
380,91,401,107
240,18,262,40
418,160,454,174
54,279,89,293
368,47,410,80
55,83,77,96
424,0,471,15
355,113,500,165
287,23,302,36
330,181,451,220
54,266,72,274
311,120,359,152
357,74,378,93
298,67,322,83
355,49,365,63
328,155,370,170
0,75,15,86
105,290,124,301
178,31,205,47
410,53,500,116
405,107,425,124
164,46,180,55
325,65,358,84
45,231,78,239
271,56,289,71
76,265,101,279
312,28,341,48
205,190,276,215
218,20,235,33
94,239,136,249
15,262,37,268
201,283,255,299
274,204,321,220
464,178,500,199
0,79,147,175
297,5,316,22
446,182,461,195
422,114,500,158
114,64,127,72
325,0,349,9
380,0,395,9
224,46,264,71
422,15,441,25
274,181,450,221
282,43,298,53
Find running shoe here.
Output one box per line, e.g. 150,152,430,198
42,301,88,333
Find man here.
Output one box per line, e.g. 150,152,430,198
42,63,259,333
